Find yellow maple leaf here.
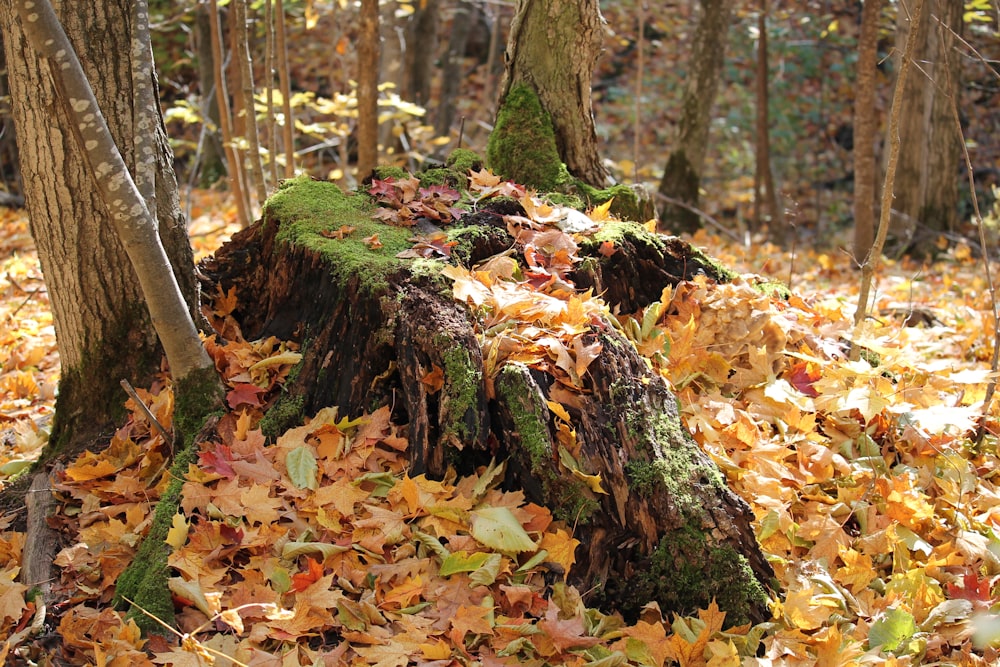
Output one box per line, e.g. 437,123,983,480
835,546,877,594
588,197,615,222
538,527,580,579
0,566,27,622
623,619,673,667
165,512,190,550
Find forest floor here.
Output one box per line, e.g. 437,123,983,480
1,186,999,666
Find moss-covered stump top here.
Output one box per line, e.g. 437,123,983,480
262,176,424,294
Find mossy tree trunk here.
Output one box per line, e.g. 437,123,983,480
201,175,775,624
489,0,609,188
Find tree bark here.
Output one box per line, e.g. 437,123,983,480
404,0,439,108
233,0,267,206
0,0,208,456
493,0,610,188
357,0,380,181
194,3,228,186
852,0,882,261
657,0,735,234
434,0,474,139
200,176,773,624
753,0,784,240
889,0,963,254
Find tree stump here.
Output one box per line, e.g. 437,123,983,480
199,175,775,624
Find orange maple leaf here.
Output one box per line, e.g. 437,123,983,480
290,557,324,593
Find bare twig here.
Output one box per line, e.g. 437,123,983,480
120,379,173,447
234,0,266,207
653,191,745,245
264,0,279,186
934,18,1000,444
633,2,646,183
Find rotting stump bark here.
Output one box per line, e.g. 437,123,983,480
199,177,775,624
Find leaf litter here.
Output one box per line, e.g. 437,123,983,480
0,183,999,665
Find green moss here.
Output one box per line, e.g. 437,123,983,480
574,182,654,223
114,365,223,634
172,366,225,441
265,176,416,294
588,220,666,252
445,148,482,175
260,393,306,439
753,279,792,300
407,258,450,288
372,165,409,181
545,191,587,210
437,338,482,444
494,364,598,524
636,526,769,626
487,83,571,192
115,433,201,633
418,168,451,187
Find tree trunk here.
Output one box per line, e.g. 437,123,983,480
888,0,963,254
199,174,774,625
0,0,204,457
490,0,610,188
194,3,227,187
404,0,439,108
753,0,784,240
852,0,882,262
357,0,380,181
434,0,475,139
657,0,735,234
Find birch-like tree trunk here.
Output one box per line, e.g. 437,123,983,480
0,0,214,455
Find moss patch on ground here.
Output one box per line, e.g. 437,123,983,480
637,526,770,627
114,437,197,633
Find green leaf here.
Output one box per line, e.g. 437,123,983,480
470,507,537,553
469,553,503,586
286,446,318,490
355,471,396,497
869,607,916,651
440,550,493,576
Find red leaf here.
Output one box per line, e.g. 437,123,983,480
226,383,266,408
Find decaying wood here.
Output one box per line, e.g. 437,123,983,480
22,472,58,604
201,186,774,623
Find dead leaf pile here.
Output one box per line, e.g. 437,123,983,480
0,208,57,478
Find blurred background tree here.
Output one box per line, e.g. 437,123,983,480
1,0,998,256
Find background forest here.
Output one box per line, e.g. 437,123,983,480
1,0,1000,666
3,0,995,250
